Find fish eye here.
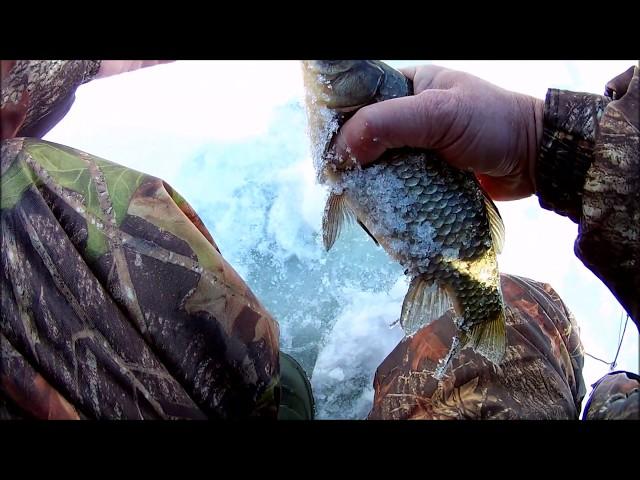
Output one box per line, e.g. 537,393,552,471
307,60,357,76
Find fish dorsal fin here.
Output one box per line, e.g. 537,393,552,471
400,276,453,336
482,191,505,254
356,218,379,246
322,192,355,251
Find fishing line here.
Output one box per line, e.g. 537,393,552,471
610,313,630,371
583,311,630,370
584,351,613,366
616,309,623,347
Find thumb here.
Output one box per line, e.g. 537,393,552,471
333,89,458,167
96,60,175,79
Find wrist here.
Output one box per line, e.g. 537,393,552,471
509,93,544,198
528,96,544,194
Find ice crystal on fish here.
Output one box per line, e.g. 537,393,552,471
305,103,340,179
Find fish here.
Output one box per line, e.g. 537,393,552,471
301,60,507,377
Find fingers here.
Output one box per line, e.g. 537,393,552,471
398,65,417,80
96,60,175,79
330,64,465,167
400,64,461,92
333,89,458,167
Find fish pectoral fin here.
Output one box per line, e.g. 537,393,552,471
322,192,355,251
482,190,505,254
464,310,507,365
400,277,453,336
356,219,379,246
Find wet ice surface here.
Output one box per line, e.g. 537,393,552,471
44,60,639,419
172,103,408,418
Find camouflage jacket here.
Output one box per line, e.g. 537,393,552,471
0,138,281,419
536,64,640,326
583,370,639,420
369,274,586,419
1,60,101,140
1,61,282,419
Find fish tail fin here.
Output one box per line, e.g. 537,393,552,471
465,309,507,365
400,276,453,336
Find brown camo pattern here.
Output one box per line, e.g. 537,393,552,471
369,274,586,420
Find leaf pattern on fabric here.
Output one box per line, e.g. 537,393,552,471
1,138,280,419
369,274,587,420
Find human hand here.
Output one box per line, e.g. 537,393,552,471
332,64,544,201
96,60,174,79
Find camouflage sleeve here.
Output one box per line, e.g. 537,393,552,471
535,89,611,223
0,138,280,419
368,274,586,420
1,60,101,139
535,65,639,326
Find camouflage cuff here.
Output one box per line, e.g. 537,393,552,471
583,371,640,420
82,60,102,84
535,89,611,223
277,352,315,420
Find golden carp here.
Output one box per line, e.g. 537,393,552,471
301,60,507,376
